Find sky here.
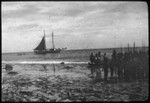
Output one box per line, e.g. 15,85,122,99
2,1,148,53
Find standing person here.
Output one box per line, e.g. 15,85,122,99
94,53,102,82
97,51,102,66
110,50,117,78
112,50,117,59
98,51,101,58
110,58,114,78
123,51,129,81
117,52,124,81
90,52,95,65
95,53,99,66
103,53,109,82
97,51,102,79
89,52,96,78
113,50,118,76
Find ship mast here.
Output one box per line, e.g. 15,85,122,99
49,16,55,50
44,30,45,38
133,42,135,52
127,43,130,52
52,32,55,49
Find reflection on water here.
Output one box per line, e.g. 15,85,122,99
90,66,104,81
2,63,89,80
41,64,56,76
41,64,47,71
52,64,55,75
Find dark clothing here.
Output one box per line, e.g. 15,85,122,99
112,50,117,60
104,68,108,81
110,59,114,77
90,53,95,64
89,49,149,83
116,52,124,81
103,55,109,81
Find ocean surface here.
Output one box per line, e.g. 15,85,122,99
2,49,114,64
2,47,148,64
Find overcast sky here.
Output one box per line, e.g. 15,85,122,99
2,1,148,53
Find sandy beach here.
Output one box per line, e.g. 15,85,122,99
2,63,149,102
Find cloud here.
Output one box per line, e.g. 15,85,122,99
2,3,41,20
2,1,148,52
105,2,147,14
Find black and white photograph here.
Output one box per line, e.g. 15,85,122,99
2,1,149,102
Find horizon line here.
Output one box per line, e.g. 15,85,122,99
2,46,149,54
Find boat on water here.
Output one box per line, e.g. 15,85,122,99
34,31,61,54
17,53,26,56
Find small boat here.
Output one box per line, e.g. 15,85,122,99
17,53,26,56
34,31,61,54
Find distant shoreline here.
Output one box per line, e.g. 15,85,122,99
2,46,149,54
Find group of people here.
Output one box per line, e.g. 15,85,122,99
89,49,149,82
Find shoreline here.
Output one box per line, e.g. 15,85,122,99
2,46,149,54
2,61,88,65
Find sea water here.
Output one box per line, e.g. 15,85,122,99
2,49,113,65
2,46,148,64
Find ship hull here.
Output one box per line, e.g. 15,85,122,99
34,49,61,54
34,50,47,54
46,49,61,53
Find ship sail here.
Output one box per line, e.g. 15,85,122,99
34,30,61,54
34,35,46,51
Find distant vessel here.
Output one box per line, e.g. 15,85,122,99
34,31,61,54
17,53,26,56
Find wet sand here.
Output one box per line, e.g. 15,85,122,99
2,63,149,102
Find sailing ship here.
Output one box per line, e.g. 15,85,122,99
34,31,61,54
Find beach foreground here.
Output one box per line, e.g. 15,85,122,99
2,63,149,102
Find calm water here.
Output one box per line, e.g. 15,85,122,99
2,47,147,64
2,49,113,63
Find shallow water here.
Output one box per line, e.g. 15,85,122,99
2,64,90,81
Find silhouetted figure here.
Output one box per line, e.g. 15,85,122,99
112,50,117,59
117,52,124,81
110,50,117,78
90,66,95,77
95,68,102,82
138,50,149,80
103,53,109,81
95,52,103,81
98,51,101,58
97,52,102,66
90,53,95,65
95,53,99,66
88,47,149,83
128,59,137,81
110,59,114,78
123,52,128,80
